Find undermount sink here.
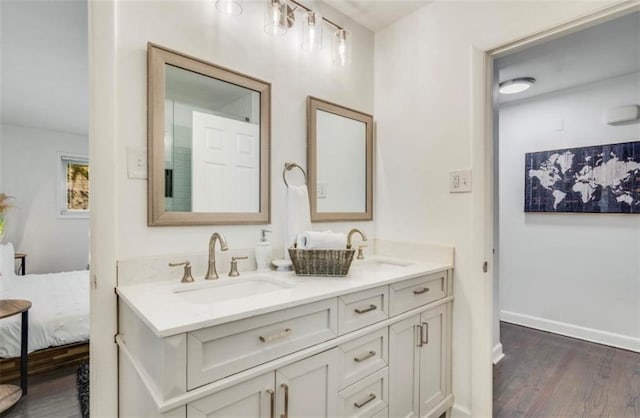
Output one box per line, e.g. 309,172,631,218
174,275,294,304
351,259,413,272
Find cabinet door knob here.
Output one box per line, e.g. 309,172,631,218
354,393,376,408
354,304,377,314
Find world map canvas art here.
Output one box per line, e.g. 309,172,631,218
525,141,640,213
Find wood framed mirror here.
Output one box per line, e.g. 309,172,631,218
148,43,271,226
307,96,373,222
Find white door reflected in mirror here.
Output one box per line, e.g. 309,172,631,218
192,112,260,213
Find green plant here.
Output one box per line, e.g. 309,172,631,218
0,193,12,215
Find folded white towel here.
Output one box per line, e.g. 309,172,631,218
296,231,347,250
285,185,312,258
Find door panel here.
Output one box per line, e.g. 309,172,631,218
388,315,420,418
275,348,339,418
419,305,447,417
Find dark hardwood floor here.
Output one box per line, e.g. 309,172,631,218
0,365,81,418
494,322,640,418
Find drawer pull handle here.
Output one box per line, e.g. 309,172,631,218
354,393,376,408
260,328,292,343
266,389,275,418
354,304,377,314
354,350,376,363
280,383,289,418
413,287,429,295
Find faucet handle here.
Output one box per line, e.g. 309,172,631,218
169,261,195,283
229,256,249,277
357,245,368,260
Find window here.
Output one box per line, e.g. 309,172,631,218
58,153,89,218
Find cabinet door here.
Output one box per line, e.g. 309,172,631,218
187,372,275,418
275,348,339,418
418,305,448,417
388,315,421,418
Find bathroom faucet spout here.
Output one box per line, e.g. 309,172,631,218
347,228,368,249
205,232,229,280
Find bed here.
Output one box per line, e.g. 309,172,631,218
0,269,90,382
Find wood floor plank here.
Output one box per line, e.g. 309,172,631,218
494,322,640,418
0,364,81,418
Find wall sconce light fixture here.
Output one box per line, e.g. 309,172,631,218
216,0,351,66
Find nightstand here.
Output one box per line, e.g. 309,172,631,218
0,299,31,413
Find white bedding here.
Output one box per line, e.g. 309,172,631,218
0,270,89,358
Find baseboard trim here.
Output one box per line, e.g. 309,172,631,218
492,342,505,364
501,310,640,353
451,403,472,418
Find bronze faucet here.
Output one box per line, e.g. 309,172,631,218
347,228,368,250
204,232,229,280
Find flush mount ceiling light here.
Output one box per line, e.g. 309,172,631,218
499,77,536,94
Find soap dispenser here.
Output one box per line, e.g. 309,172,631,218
255,229,272,272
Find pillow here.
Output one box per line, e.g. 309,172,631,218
0,243,16,277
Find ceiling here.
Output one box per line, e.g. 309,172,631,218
496,11,640,104
322,0,431,32
1,0,88,136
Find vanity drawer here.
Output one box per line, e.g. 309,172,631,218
338,328,388,389
338,286,389,335
389,272,447,316
187,298,338,390
338,367,389,418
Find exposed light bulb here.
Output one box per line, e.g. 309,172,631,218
332,29,351,66
302,11,322,52
215,0,242,16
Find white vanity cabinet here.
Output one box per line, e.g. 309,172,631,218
117,267,454,418
389,304,450,418
188,349,339,418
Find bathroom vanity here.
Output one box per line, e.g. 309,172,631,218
116,258,454,418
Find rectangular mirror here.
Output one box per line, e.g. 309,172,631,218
148,43,271,226
307,96,373,222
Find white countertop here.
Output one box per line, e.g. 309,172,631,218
116,257,453,338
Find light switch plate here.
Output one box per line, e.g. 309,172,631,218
317,182,328,199
127,147,147,179
450,169,472,193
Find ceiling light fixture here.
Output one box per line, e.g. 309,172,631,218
215,0,243,16
499,77,536,94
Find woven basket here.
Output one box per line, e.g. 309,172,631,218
288,248,355,276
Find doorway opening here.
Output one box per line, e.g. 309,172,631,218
491,10,640,417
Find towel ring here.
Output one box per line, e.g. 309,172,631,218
283,162,307,187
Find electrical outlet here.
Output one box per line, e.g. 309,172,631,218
127,147,147,179
450,170,472,193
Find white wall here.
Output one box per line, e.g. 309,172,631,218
114,0,375,262
374,1,616,415
499,72,640,350
1,124,89,273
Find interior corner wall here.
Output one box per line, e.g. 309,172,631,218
114,1,375,261
373,1,618,415
1,124,89,273
499,72,640,351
